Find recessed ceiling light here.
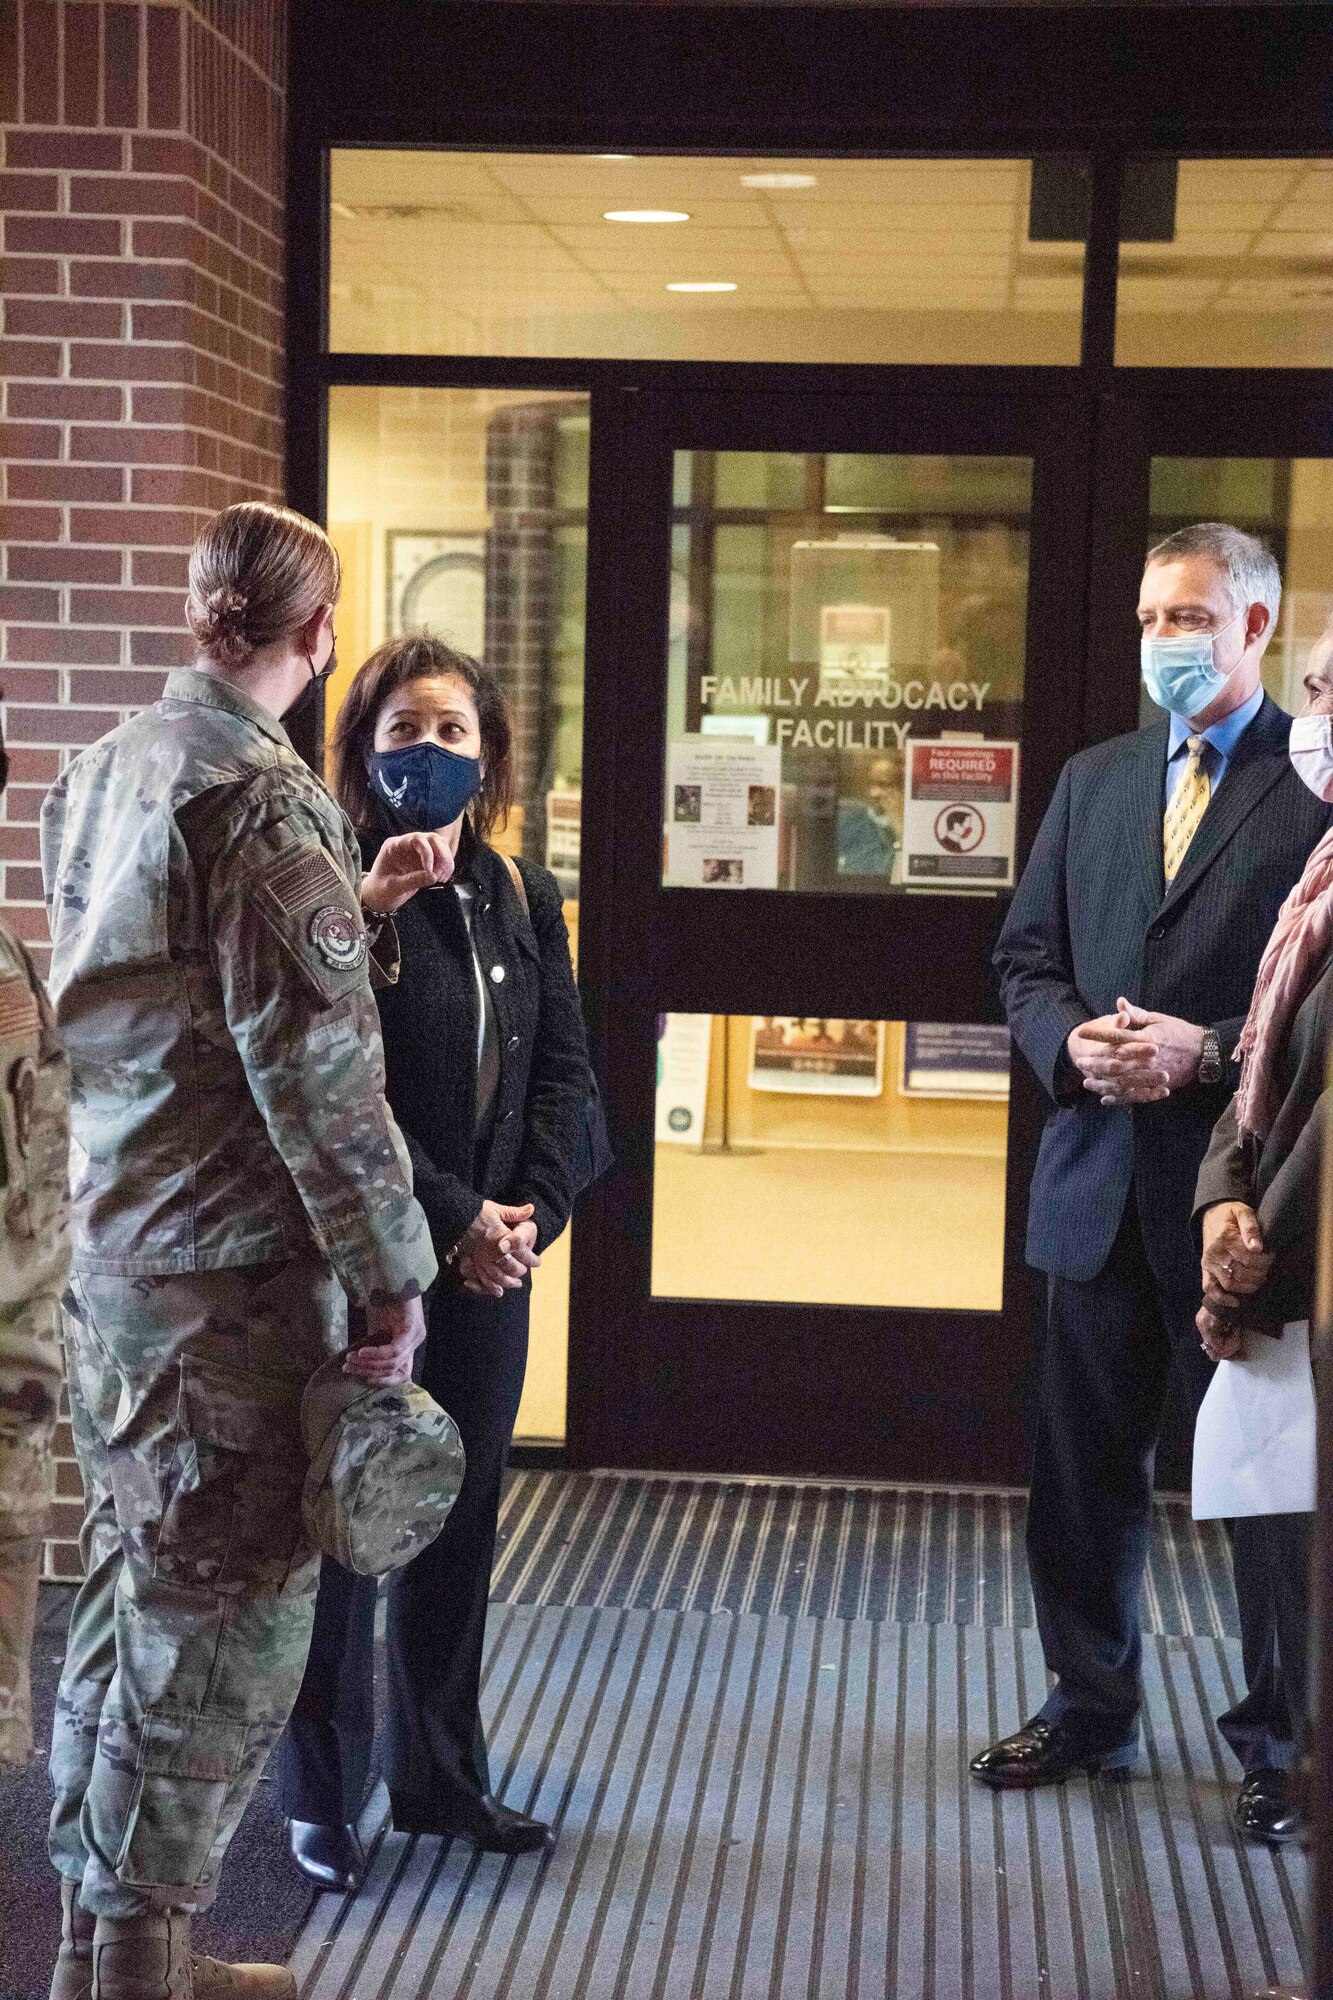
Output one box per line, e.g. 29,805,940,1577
603,209,690,223
594,154,635,161
741,173,818,191
667,281,737,293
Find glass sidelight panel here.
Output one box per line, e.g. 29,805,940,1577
1116,159,1333,368
652,1014,1009,1309
1138,456,1333,725
326,385,592,1443
329,152,1085,364
663,452,1032,894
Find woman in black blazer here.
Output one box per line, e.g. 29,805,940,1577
278,634,592,1887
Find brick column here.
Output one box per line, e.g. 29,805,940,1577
0,0,288,1577
484,401,557,857
1,0,287,969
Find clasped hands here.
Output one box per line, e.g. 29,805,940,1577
1066,997,1204,1108
454,1200,542,1300
1196,1200,1273,1362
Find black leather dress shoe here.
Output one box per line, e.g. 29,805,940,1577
969,1719,1138,1791
287,1818,368,1892
389,1789,553,1854
1235,1767,1305,1848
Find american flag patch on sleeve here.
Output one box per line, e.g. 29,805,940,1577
262,847,346,917
0,974,39,1042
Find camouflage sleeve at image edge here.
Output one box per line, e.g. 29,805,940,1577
0,931,71,1767
203,788,437,1306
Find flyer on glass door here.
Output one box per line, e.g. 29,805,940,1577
665,738,781,889
902,739,1018,889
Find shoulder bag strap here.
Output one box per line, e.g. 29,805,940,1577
500,850,530,919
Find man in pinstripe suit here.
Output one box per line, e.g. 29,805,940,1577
971,524,1331,1841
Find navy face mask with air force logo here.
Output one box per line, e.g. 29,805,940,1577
368,742,483,833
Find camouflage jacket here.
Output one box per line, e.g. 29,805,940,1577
41,670,436,1306
0,920,70,1766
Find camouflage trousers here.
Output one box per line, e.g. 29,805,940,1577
49,1255,345,1918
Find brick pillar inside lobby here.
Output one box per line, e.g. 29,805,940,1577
485,401,556,858
0,0,288,1575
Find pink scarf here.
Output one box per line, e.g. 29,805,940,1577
1234,824,1333,1140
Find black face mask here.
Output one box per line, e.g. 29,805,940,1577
283,638,338,724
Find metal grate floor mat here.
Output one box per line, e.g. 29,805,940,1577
491,1474,1239,1638
292,1605,1303,2000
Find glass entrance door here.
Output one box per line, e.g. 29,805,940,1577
569,384,1092,1481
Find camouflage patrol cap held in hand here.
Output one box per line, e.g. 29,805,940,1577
300,1358,465,1577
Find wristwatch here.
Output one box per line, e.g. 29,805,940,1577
1197,1027,1223,1085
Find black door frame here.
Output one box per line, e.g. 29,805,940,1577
571,377,1093,1481
283,0,1333,1474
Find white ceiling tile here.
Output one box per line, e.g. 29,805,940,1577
1269,202,1333,231
1251,233,1333,261
522,197,770,230
1117,277,1221,310
331,149,501,204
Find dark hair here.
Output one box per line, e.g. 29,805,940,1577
186,501,341,666
332,633,514,840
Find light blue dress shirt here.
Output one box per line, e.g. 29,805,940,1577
1163,684,1266,808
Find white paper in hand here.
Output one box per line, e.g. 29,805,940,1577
1192,1319,1316,1520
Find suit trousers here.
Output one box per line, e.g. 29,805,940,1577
1027,1206,1214,1750
1219,1510,1310,1775
276,1278,529,1824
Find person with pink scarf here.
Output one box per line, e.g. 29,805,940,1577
1192,611,1333,1856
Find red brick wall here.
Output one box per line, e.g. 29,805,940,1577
0,0,288,1578
1,0,287,972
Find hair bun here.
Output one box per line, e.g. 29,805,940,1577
205,585,249,630
187,501,340,666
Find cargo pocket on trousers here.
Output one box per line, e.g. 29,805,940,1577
154,1355,306,1597
113,1708,249,1893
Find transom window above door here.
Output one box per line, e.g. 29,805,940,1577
328,151,1087,364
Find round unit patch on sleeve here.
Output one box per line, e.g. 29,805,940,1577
309,905,369,973
9,1055,36,1156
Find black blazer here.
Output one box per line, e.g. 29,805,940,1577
1193,954,1333,1328
996,695,1333,1291
363,828,593,1259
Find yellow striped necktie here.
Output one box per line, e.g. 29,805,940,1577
1163,735,1211,884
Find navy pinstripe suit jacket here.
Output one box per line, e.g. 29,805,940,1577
996,695,1333,1292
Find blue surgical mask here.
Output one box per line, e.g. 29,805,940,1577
368,742,483,831
1140,612,1244,721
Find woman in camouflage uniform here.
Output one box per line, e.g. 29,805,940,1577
41,504,446,2000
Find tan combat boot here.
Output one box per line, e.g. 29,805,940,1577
89,1912,296,2000
49,1878,95,2000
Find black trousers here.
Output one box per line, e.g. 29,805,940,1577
1220,1510,1311,1774
1027,1205,1215,1753
276,1279,530,1824
1027,1207,1305,1773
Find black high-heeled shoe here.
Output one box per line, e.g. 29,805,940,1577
389,1789,553,1854
286,1818,369,1892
